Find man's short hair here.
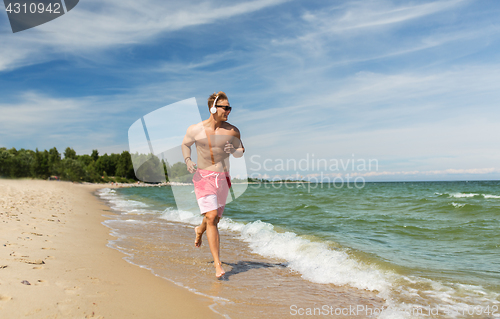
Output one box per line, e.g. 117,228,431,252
208,91,228,110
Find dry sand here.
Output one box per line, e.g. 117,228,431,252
0,179,221,318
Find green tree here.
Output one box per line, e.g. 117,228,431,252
134,155,164,183
8,148,34,178
59,158,85,181
64,147,77,160
95,153,111,176
162,160,169,182
168,162,193,183
85,161,100,182
0,148,12,177
91,149,99,162
116,151,135,179
0,146,142,183
31,148,50,179
77,154,93,167
48,147,61,176
109,153,120,176
169,162,189,178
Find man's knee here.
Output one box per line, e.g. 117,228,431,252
204,210,219,225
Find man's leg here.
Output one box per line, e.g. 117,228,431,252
194,211,221,248
203,209,224,277
194,195,218,247
194,218,206,247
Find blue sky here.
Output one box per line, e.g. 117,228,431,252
1,0,500,181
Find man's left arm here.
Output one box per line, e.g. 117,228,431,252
224,128,245,158
231,128,244,158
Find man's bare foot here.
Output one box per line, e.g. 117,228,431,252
215,262,225,278
194,226,203,247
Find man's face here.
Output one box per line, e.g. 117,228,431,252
215,99,231,121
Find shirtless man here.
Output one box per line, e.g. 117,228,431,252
181,91,244,278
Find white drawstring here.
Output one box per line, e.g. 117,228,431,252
199,171,220,188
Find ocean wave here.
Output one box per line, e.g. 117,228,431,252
483,194,500,199
448,193,479,198
165,211,500,318
451,202,466,208
100,188,500,319
159,207,202,225
293,203,321,211
436,192,500,199
225,219,390,292
97,188,151,214
154,206,392,293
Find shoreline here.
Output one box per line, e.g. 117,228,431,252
101,185,387,318
0,179,221,318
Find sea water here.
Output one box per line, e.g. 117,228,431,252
97,181,500,318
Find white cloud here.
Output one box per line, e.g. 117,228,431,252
0,91,137,152
2,0,499,180
273,0,466,49
0,0,288,71
0,92,83,133
326,0,466,32
236,63,500,172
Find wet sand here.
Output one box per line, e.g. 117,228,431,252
0,179,221,318
102,197,386,318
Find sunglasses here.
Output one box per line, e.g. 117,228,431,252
215,105,232,111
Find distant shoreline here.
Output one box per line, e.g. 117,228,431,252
2,177,498,189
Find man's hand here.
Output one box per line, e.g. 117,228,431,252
186,158,197,173
224,141,235,154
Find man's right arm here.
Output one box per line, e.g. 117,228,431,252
182,125,197,173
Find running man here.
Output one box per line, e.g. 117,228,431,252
181,91,244,278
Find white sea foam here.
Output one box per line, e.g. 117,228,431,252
451,202,466,208
436,191,500,200
158,207,393,293
224,219,391,292
97,188,151,214
448,193,479,198
98,197,232,317
483,194,500,199
124,219,150,224
99,188,500,319
159,207,203,225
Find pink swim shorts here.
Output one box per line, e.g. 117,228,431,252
193,169,231,217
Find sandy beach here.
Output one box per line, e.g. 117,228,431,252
0,179,221,318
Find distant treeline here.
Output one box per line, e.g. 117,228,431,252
0,147,141,183
0,146,281,184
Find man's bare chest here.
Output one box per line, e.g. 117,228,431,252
194,130,235,149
